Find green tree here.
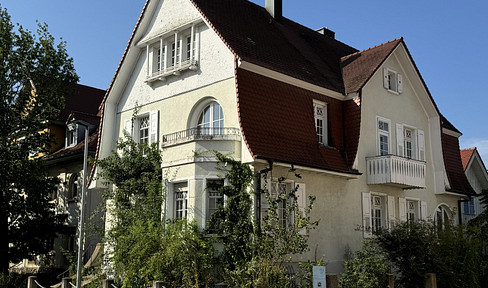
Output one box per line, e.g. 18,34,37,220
96,136,213,287
0,6,78,273
208,153,318,286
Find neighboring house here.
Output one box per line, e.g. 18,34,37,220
41,84,105,270
93,0,475,273
460,147,488,224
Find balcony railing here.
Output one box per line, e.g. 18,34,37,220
146,59,198,82
366,155,426,188
162,127,240,146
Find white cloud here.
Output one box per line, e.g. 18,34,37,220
460,138,488,162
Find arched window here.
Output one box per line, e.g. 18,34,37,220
197,102,223,135
68,173,80,200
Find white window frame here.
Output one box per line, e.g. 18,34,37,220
144,22,200,82
196,102,224,135
205,178,224,230
383,68,403,93
313,100,328,146
376,116,391,156
173,182,188,220
66,123,77,148
396,123,425,161
261,178,299,228
124,111,159,146
363,192,395,237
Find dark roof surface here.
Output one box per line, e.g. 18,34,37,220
441,114,461,134
58,84,105,123
441,133,476,196
45,129,99,162
190,0,357,93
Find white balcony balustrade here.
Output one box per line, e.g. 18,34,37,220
366,155,426,188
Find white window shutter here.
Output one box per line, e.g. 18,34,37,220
362,192,372,238
149,110,159,145
383,68,389,89
417,129,425,161
388,196,396,229
420,201,427,220
396,123,404,157
397,73,403,93
124,119,133,138
398,197,406,222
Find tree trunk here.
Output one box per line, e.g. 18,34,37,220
0,190,9,274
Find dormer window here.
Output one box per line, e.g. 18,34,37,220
383,68,403,93
66,123,77,148
313,100,328,145
143,21,201,83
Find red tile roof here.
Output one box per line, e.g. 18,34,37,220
441,132,476,196
460,148,475,170
341,38,403,94
190,0,357,93
237,69,356,174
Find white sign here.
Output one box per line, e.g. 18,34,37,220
313,266,326,288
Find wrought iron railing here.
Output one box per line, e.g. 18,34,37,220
162,127,240,146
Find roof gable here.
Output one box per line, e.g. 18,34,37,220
190,0,357,93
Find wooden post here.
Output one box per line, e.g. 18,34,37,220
387,274,394,288
61,277,72,288
425,273,437,288
27,276,37,288
153,281,165,288
326,274,339,288
103,279,114,288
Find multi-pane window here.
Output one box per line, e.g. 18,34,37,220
206,180,224,230
66,124,77,148
404,128,413,159
371,195,383,233
197,102,224,135
378,119,390,156
407,200,418,221
174,183,188,219
262,181,293,228
314,101,327,145
139,116,150,144
384,68,403,93
464,199,475,215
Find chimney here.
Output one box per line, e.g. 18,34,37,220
265,0,282,21
316,27,335,39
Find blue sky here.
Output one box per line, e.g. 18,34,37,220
3,0,488,160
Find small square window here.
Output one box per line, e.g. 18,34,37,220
384,68,403,93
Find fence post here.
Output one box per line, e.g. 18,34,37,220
103,279,114,288
61,277,72,288
27,276,37,288
387,274,394,288
425,273,437,288
326,274,339,288
153,281,165,288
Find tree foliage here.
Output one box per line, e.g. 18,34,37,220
208,153,319,287
96,136,214,288
375,221,487,288
0,5,78,273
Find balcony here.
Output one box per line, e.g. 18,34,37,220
366,155,426,188
162,127,241,147
146,59,198,83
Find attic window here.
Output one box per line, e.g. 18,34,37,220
145,24,199,83
313,100,328,146
383,68,403,93
66,124,77,148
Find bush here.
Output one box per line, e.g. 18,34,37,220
0,273,26,288
339,239,389,288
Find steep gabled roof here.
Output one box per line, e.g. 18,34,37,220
441,120,476,196
190,0,357,94
57,84,105,123
341,38,403,94
461,148,476,170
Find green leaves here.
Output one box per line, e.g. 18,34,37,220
0,5,78,273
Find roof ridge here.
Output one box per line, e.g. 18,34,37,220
341,37,403,61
